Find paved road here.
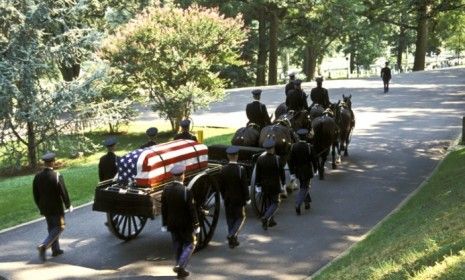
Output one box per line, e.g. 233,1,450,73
1,67,464,280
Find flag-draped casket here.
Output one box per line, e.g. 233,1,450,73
117,139,208,188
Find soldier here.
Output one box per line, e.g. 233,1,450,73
161,164,200,278
381,61,392,93
219,146,250,249
98,137,119,182
310,77,330,109
246,89,271,130
255,139,285,230
33,152,73,262
140,127,158,148
174,119,198,141
289,129,314,215
285,72,296,96
286,79,309,112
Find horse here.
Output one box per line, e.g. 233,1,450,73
311,102,340,180
274,102,312,132
309,103,325,120
231,123,261,147
274,102,288,120
338,94,354,156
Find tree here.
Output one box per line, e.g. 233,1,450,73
101,4,247,131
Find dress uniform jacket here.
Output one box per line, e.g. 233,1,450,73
219,163,250,206
140,140,157,149
33,168,71,216
161,182,199,233
286,90,308,111
174,132,198,142
285,82,294,96
98,152,118,181
381,67,391,81
289,141,314,182
246,101,271,129
310,87,330,108
255,153,286,196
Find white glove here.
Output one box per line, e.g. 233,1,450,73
161,226,167,232
68,205,74,213
290,174,296,181
246,200,251,205
194,227,200,234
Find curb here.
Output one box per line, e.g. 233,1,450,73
0,201,93,235
308,135,463,279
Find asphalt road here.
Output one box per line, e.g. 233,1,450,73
1,67,464,280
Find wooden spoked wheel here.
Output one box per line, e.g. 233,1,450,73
250,165,270,217
188,173,220,251
106,213,148,241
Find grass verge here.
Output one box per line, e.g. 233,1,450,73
0,127,234,231
312,146,465,280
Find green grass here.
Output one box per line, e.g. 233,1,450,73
0,125,234,231
313,146,465,280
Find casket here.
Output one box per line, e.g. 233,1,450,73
117,139,208,188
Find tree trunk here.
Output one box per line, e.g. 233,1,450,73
304,45,317,81
256,8,267,86
396,22,406,72
413,2,429,71
26,121,37,168
268,9,278,85
350,50,356,74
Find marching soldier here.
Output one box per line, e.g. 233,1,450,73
289,129,315,215
98,137,119,182
286,79,309,112
381,61,392,93
140,127,158,148
255,139,285,230
174,119,198,141
161,164,200,278
219,146,250,248
285,72,296,96
33,152,73,262
246,89,271,130
310,77,330,109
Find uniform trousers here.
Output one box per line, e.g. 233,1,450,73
295,177,312,208
263,194,280,220
171,230,196,269
383,79,390,92
40,215,65,253
225,204,245,238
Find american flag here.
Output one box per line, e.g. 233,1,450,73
117,140,208,187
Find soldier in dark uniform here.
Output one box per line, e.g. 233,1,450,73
255,139,285,230
246,89,271,130
98,137,119,182
286,79,309,112
219,146,250,248
174,119,197,141
140,127,158,148
161,164,200,278
33,152,72,262
310,77,330,109
381,62,392,93
289,129,315,215
285,72,296,96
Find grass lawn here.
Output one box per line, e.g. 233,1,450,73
312,146,465,280
0,125,234,231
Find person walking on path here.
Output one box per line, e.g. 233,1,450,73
98,137,119,182
219,146,250,248
161,164,200,278
381,61,392,93
33,152,73,262
255,139,286,230
289,129,315,215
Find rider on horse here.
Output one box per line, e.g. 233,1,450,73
286,79,309,112
285,72,296,96
310,77,330,109
246,89,271,130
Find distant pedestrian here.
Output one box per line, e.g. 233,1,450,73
289,129,315,215
219,146,250,248
174,119,198,141
33,152,73,262
246,89,271,130
140,127,158,148
310,77,330,109
255,139,285,230
381,62,392,93
161,164,200,278
98,137,119,182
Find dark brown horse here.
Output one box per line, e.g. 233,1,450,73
338,94,354,156
274,102,311,132
311,103,339,180
231,123,260,147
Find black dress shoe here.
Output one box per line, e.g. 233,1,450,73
37,245,46,262
296,206,301,215
269,218,277,227
232,236,240,247
261,218,268,230
52,249,64,257
173,265,181,273
227,236,235,249
177,267,190,278
305,202,311,210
